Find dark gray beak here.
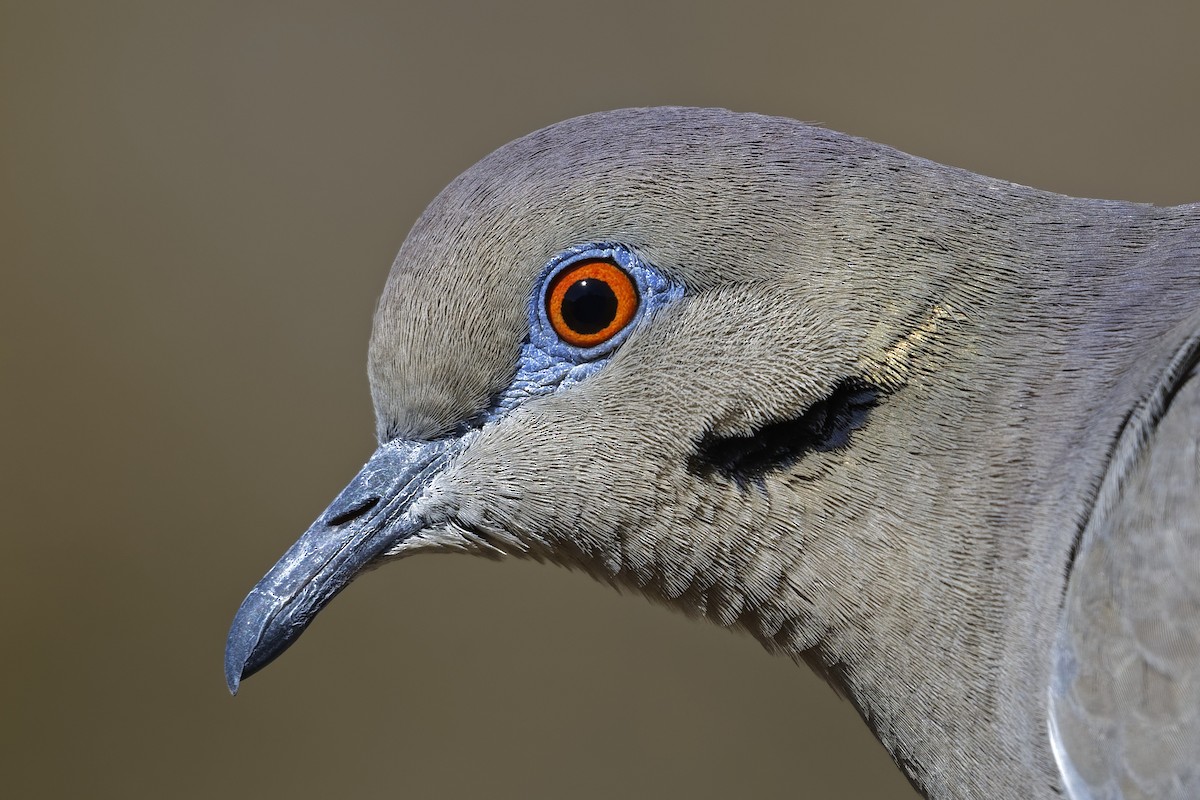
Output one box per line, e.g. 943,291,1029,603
224,437,460,694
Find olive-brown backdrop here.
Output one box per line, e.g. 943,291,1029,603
4,2,1197,798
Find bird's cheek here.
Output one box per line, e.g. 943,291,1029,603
399,456,546,559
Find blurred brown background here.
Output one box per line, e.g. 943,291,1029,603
3,2,1196,798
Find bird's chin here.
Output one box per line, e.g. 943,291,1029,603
384,522,512,560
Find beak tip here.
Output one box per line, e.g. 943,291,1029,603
225,655,243,695
225,645,244,696
225,589,271,697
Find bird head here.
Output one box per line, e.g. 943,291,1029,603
226,107,983,697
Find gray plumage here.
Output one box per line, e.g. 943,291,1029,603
226,107,1199,800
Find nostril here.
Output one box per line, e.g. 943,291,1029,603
326,495,381,527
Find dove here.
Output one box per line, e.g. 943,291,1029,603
226,107,1199,799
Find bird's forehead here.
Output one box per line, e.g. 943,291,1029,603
365,137,600,441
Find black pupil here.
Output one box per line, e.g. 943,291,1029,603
561,278,618,335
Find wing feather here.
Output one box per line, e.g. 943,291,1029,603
1051,331,1200,799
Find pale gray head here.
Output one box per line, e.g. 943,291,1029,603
226,108,1200,800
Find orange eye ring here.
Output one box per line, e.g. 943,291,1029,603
545,259,639,348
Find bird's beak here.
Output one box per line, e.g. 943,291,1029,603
224,437,460,694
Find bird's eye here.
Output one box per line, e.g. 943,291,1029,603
545,259,639,348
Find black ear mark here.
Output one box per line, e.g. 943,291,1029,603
688,378,884,482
